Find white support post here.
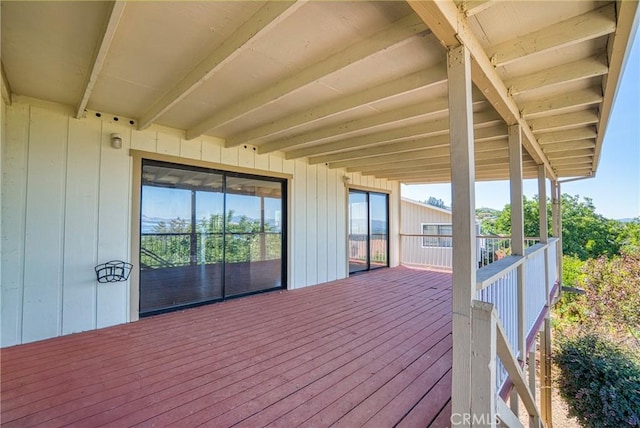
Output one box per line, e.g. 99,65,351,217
540,318,553,427
538,166,550,303
448,44,477,425
538,166,549,245
528,347,536,398
529,347,538,428
509,124,526,416
551,180,563,294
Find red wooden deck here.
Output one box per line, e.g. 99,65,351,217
1,266,453,427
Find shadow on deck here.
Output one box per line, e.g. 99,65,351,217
1,266,453,427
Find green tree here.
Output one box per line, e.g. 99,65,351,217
492,195,551,238
560,194,621,260
491,193,621,260
617,219,640,254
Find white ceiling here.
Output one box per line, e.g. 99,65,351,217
2,0,637,183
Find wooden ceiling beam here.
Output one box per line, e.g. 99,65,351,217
186,13,428,140
541,139,595,153
75,1,126,119
555,166,594,174
546,149,593,160
284,109,501,160
549,157,593,167
363,159,538,177
337,144,510,170
488,4,616,67
226,64,448,147
390,167,540,183
1,62,11,105
382,164,539,180
261,98,451,154
312,134,450,165
507,56,608,96
350,148,523,175
407,0,556,180
307,125,507,165
459,0,494,17
537,127,596,144
529,110,599,133
520,88,603,119
137,1,302,130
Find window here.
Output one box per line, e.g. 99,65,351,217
421,223,453,248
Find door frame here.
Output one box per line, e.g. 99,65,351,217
347,187,390,274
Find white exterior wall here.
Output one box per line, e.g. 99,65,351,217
401,198,453,234
1,97,399,347
400,198,454,270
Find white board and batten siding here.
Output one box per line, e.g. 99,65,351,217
1,97,399,347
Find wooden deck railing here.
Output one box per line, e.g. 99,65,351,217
470,237,560,427
398,235,560,425
399,234,540,271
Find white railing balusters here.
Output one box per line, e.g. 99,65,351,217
399,234,560,426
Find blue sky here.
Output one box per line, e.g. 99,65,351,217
403,28,640,220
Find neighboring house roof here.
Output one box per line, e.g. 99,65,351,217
401,197,453,216
402,197,481,224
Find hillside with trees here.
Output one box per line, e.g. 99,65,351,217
479,194,640,426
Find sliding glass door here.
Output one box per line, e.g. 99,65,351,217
348,189,389,274
139,160,286,315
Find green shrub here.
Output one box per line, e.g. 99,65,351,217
555,334,640,427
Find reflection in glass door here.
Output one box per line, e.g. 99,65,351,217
369,193,389,268
139,160,286,316
348,190,389,274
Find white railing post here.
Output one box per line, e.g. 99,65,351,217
447,43,477,424
471,301,497,427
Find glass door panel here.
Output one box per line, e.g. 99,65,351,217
369,193,389,269
140,162,224,314
349,191,369,274
224,176,283,297
348,190,389,274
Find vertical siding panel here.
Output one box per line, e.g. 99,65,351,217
156,130,180,156
292,161,306,288
282,159,295,175
316,166,328,284
62,118,101,334
180,136,202,160
336,168,347,279
305,164,317,286
254,151,269,171
326,168,338,281
22,106,68,343
96,122,131,328
131,128,157,152
202,138,222,163
237,146,254,168
221,145,239,166
268,154,283,173
1,103,29,346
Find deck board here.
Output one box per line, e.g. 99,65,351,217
1,266,453,427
